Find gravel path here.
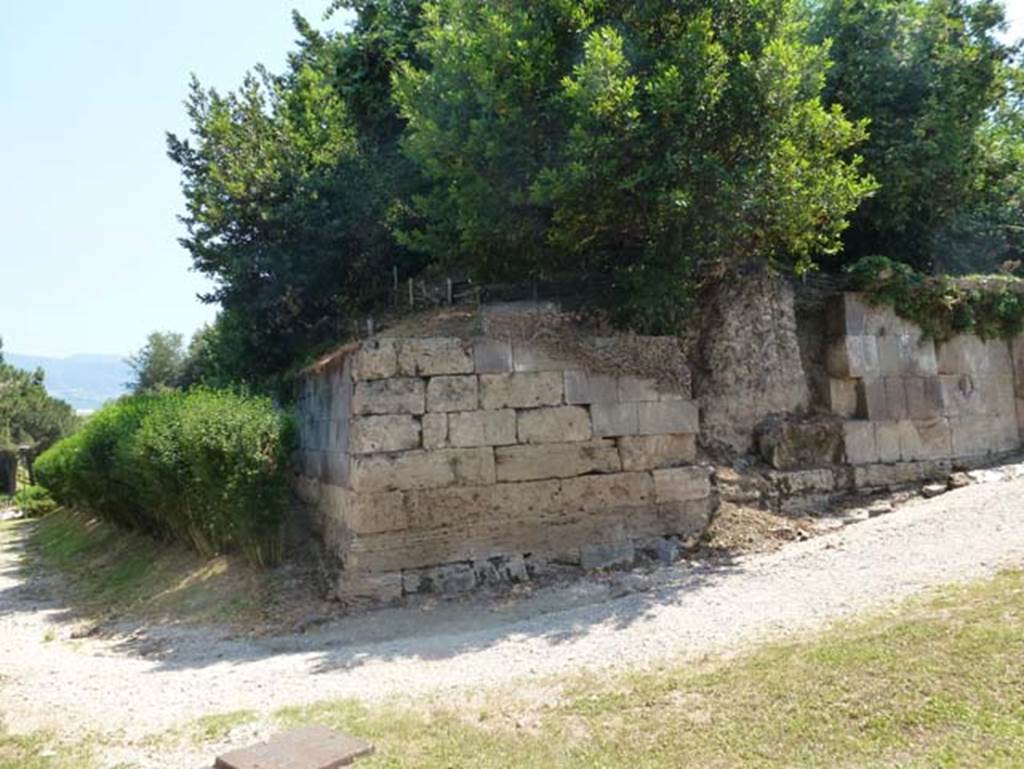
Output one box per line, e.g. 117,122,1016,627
2,473,1024,766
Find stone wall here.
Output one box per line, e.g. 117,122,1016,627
824,294,1021,468
294,336,713,601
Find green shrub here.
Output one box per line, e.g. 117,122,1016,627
34,390,293,567
12,485,57,517
847,255,1024,341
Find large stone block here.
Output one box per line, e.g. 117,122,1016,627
512,343,578,372
756,418,844,470
950,415,1019,457
426,375,479,412
472,338,513,374
637,401,699,435
827,293,872,336
855,378,888,420
618,376,662,402
617,434,696,471
843,420,877,464
883,377,909,419
404,480,560,530
853,460,950,490
421,413,448,450
350,415,421,455
560,472,654,512
397,338,474,376
352,378,425,416
937,374,986,417
517,406,592,444
878,332,937,376
323,451,350,486
905,376,944,419
874,421,901,463
899,418,952,461
353,339,398,380
977,376,1016,417
495,440,621,482
827,335,880,378
828,378,859,418
652,466,711,503
448,409,517,447
338,489,407,535
564,370,619,404
479,372,563,409
1012,338,1024,398
591,402,639,437
351,448,495,492
936,335,1008,376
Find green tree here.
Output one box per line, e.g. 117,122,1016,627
126,331,186,393
394,0,874,330
811,0,1021,272
167,7,427,385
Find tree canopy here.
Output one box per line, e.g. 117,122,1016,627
0,338,78,456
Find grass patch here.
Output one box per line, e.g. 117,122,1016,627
18,510,265,628
0,728,97,769
269,570,1024,769
189,711,259,744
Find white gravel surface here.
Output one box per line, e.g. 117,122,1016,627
2,473,1024,767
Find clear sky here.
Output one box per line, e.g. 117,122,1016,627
0,1,351,358
0,1,1021,359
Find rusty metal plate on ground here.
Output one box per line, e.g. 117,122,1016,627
214,725,374,769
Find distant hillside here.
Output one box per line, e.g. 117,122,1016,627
6,353,130,412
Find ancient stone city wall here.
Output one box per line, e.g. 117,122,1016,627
293,336,710,601
294,290,1024,601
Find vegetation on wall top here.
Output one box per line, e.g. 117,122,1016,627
847,255,1024,341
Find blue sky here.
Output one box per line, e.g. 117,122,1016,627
0,1,1021,359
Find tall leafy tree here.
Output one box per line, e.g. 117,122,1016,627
126,331,187,393
0,337,78,459
811,0,1021,271
394,0,874,330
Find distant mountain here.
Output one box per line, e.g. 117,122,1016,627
5,353,130,412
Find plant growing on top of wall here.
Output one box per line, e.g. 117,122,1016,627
847,255,1024,341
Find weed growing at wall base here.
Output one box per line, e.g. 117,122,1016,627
34,389,293,566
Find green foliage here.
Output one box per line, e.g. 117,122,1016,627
12,485,58,518
126,330,187,393
167,7,427,386
34,390,293,566
395,0,874,330
847,255,1024,340
0,337,78,455
811,0,1023,272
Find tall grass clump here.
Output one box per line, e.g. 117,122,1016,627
34,389,293,567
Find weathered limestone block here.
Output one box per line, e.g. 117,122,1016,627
828,378,859,418
350,415,421,455
426,375,479,412
564,370,619,404
618,376,662,402
353,339,398,380
334,488,407,535
617,434,696,471
936,335,1009,376
323,451,350,486
448,409,517,447
878,332,938,376
421,413,448,450
337,571,403,603
899,418,952,461
512,343,579,372
755,418,844,470
517,405,592,443
950,415,1018,456
875,421,901,463
853,460,950,489
827,292,876,336
856,378,888,420
402,563,477,595
827,336,880,378
905,376,944,420
472,338,513,374
560,472,654,512
495,440,621,482
479,372,563,409
843,421,877,464
883,377,909,420
404,480,561,530
978,376,1016,417
352,378,425,416
397,338,474,376
591,402,639,437
351,448,495,492
473,554,528,586
1012,338,1024,398
637,401,699,435
652,466,711,503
